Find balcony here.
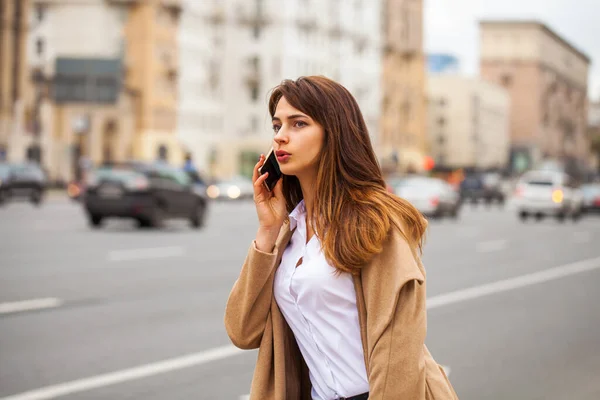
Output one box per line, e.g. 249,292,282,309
236,6,270,28
205,6,226,25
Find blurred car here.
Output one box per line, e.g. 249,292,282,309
459,174,486,204
0,162,47,206
459,173,505,205
581,183,600,213
481,172,506,204
513,170,583,222
206,175,254,200
84,162,208,229
393,176,461,219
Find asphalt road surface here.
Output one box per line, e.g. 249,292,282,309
1,197,599,400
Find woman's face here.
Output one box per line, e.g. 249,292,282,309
272,96,324,179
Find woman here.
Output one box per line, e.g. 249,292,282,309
225,76,458,400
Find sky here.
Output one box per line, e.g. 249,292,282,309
424,0,600,100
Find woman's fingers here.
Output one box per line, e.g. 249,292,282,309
252,154,265,183
253,172,269,198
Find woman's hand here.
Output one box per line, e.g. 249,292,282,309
253,154,286,251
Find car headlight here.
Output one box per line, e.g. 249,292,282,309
227,186,241,199
552,190,563,203
207,185,220,199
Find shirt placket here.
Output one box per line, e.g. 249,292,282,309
288,215,340,399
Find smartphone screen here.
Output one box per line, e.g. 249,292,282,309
259,149,282,191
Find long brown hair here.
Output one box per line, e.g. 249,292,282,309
268,76,427,275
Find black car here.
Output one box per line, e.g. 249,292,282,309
84,162,208,229
0,162,47,206
459,173,505,205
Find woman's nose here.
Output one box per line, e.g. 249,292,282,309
274,130,288,144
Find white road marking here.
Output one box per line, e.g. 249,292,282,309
572,231,591,244
0,345,243,400
427,256,600,309
476,239,507,253
4,255,600,399
0,298,63,315
107,246,185,262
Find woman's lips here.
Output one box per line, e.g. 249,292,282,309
276,154,291,162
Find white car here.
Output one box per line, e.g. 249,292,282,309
394,176,461,219
513,170,583,222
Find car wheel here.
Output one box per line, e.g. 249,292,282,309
190,202,206,229
137,218,152,229
30,189,43,206
89,214,103,228
150,204,165,228
449,206,459,219
555,212,566,223
571,209,582,222
519,211,528,222
0,191,6,206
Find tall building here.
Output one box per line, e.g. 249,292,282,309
24,0,182,182
428,75,510,170
0,0,30,162
28,0,135,182
177,0,225,174
589,100,600,171
123,0,183,164
380,0,427,173
209,0,382,178
480,20,591,174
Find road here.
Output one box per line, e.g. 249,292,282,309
1,197,599,400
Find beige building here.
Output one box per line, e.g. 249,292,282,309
480,20,591,173
20,0,183,182
0,0,30,162
380,0,427,173
427,75,510,169
123,0,183,164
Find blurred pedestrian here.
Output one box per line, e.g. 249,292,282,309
224,76,458,400
183,152,196,174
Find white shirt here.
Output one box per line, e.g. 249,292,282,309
274,200,369,400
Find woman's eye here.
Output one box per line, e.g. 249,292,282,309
272,125,281,133
294,121,307,128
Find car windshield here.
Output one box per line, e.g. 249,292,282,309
526,180,553,186
92,167,143,183
0,164,10,178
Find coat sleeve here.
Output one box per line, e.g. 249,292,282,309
224,240,280,350
361,228,428,399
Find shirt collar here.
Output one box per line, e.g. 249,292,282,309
288,200,306,231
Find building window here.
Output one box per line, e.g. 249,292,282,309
437,117,446,127
35,5,45,22
36,38,44,56
501,74,512,87
438,135,445,145
439,98,447,106
250,84,259,102
157,145,168,161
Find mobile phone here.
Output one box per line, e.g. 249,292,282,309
258,148,282,192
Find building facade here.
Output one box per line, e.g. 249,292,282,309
589,101,600,171
21,0,182,182
205,0,382,178
480,20,591,174
0,0,31,162
427,75,510,170
177,0,224,174
380,0,427,173
123,0,183,165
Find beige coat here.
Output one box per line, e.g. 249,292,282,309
225,222,459,399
